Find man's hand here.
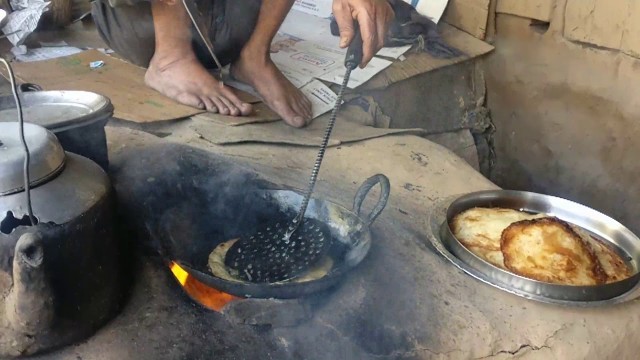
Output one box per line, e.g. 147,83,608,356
332,0,394,68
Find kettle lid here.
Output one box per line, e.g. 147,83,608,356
0,122,66,196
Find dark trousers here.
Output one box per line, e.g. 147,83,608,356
91,0,262,68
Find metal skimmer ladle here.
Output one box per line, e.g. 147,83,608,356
182,0,226,84
182,0,364,283
224,29,365,283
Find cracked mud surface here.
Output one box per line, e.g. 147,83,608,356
28,127,640,360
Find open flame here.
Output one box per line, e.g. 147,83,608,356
169,262,240,311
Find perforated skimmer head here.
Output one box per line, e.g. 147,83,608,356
224,219,331,283
223,29,363,285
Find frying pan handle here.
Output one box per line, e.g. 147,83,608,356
18,83,42,94
353,174,391,226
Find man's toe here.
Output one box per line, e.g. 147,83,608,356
201,97,218,113
211,97,230,115
177,93,205,110
219,97,240,116
291,100,312,123
222,87,253,117
239,103,253,116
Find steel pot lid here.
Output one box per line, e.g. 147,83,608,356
0,91,112,132
0,122,65,196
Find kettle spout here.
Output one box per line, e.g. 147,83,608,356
6,232,54,334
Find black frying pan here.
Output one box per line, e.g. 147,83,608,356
176,174,390,299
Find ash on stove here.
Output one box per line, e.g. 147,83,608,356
112,144,344,327
93,142,436,360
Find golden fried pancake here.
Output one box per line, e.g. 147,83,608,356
465,245,507,269
501,218,607,285
451,207,545,269
208,238,333,284
568,224,631,283
208,239,244,283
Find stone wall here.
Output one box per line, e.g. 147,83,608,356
483,0,640,234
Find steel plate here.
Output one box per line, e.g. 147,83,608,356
426,191,640,307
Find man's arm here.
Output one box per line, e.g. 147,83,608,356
332,0,395,68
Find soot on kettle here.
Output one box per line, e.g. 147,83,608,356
224,218,332,283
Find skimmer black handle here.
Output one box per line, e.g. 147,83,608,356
344,22,364,70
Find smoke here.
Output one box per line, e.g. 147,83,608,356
112,142,292,268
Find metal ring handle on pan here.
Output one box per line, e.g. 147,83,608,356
352,174,391,226
18,83,43,94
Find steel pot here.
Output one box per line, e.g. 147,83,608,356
0,122,122,358
0,85,113,171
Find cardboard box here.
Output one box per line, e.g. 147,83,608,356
442,0,491,40
496,0,555,22
564,0,640,59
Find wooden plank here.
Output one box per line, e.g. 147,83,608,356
442,0,491,40
496,0,555,22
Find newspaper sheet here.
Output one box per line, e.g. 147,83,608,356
276,10,395,90
270,32,393,90
2,0,50,46
13,46,84,62
228,0,450,117
276,0,449,88
293,0,449,23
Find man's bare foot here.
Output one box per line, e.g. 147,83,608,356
231,51,312,127
145,53,252,116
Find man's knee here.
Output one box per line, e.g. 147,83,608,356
92,0,265,68
207,0,262,64
91,0,156,67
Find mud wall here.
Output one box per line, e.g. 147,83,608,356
483,0,640,234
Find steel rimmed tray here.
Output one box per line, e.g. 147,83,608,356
427,190,640,307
